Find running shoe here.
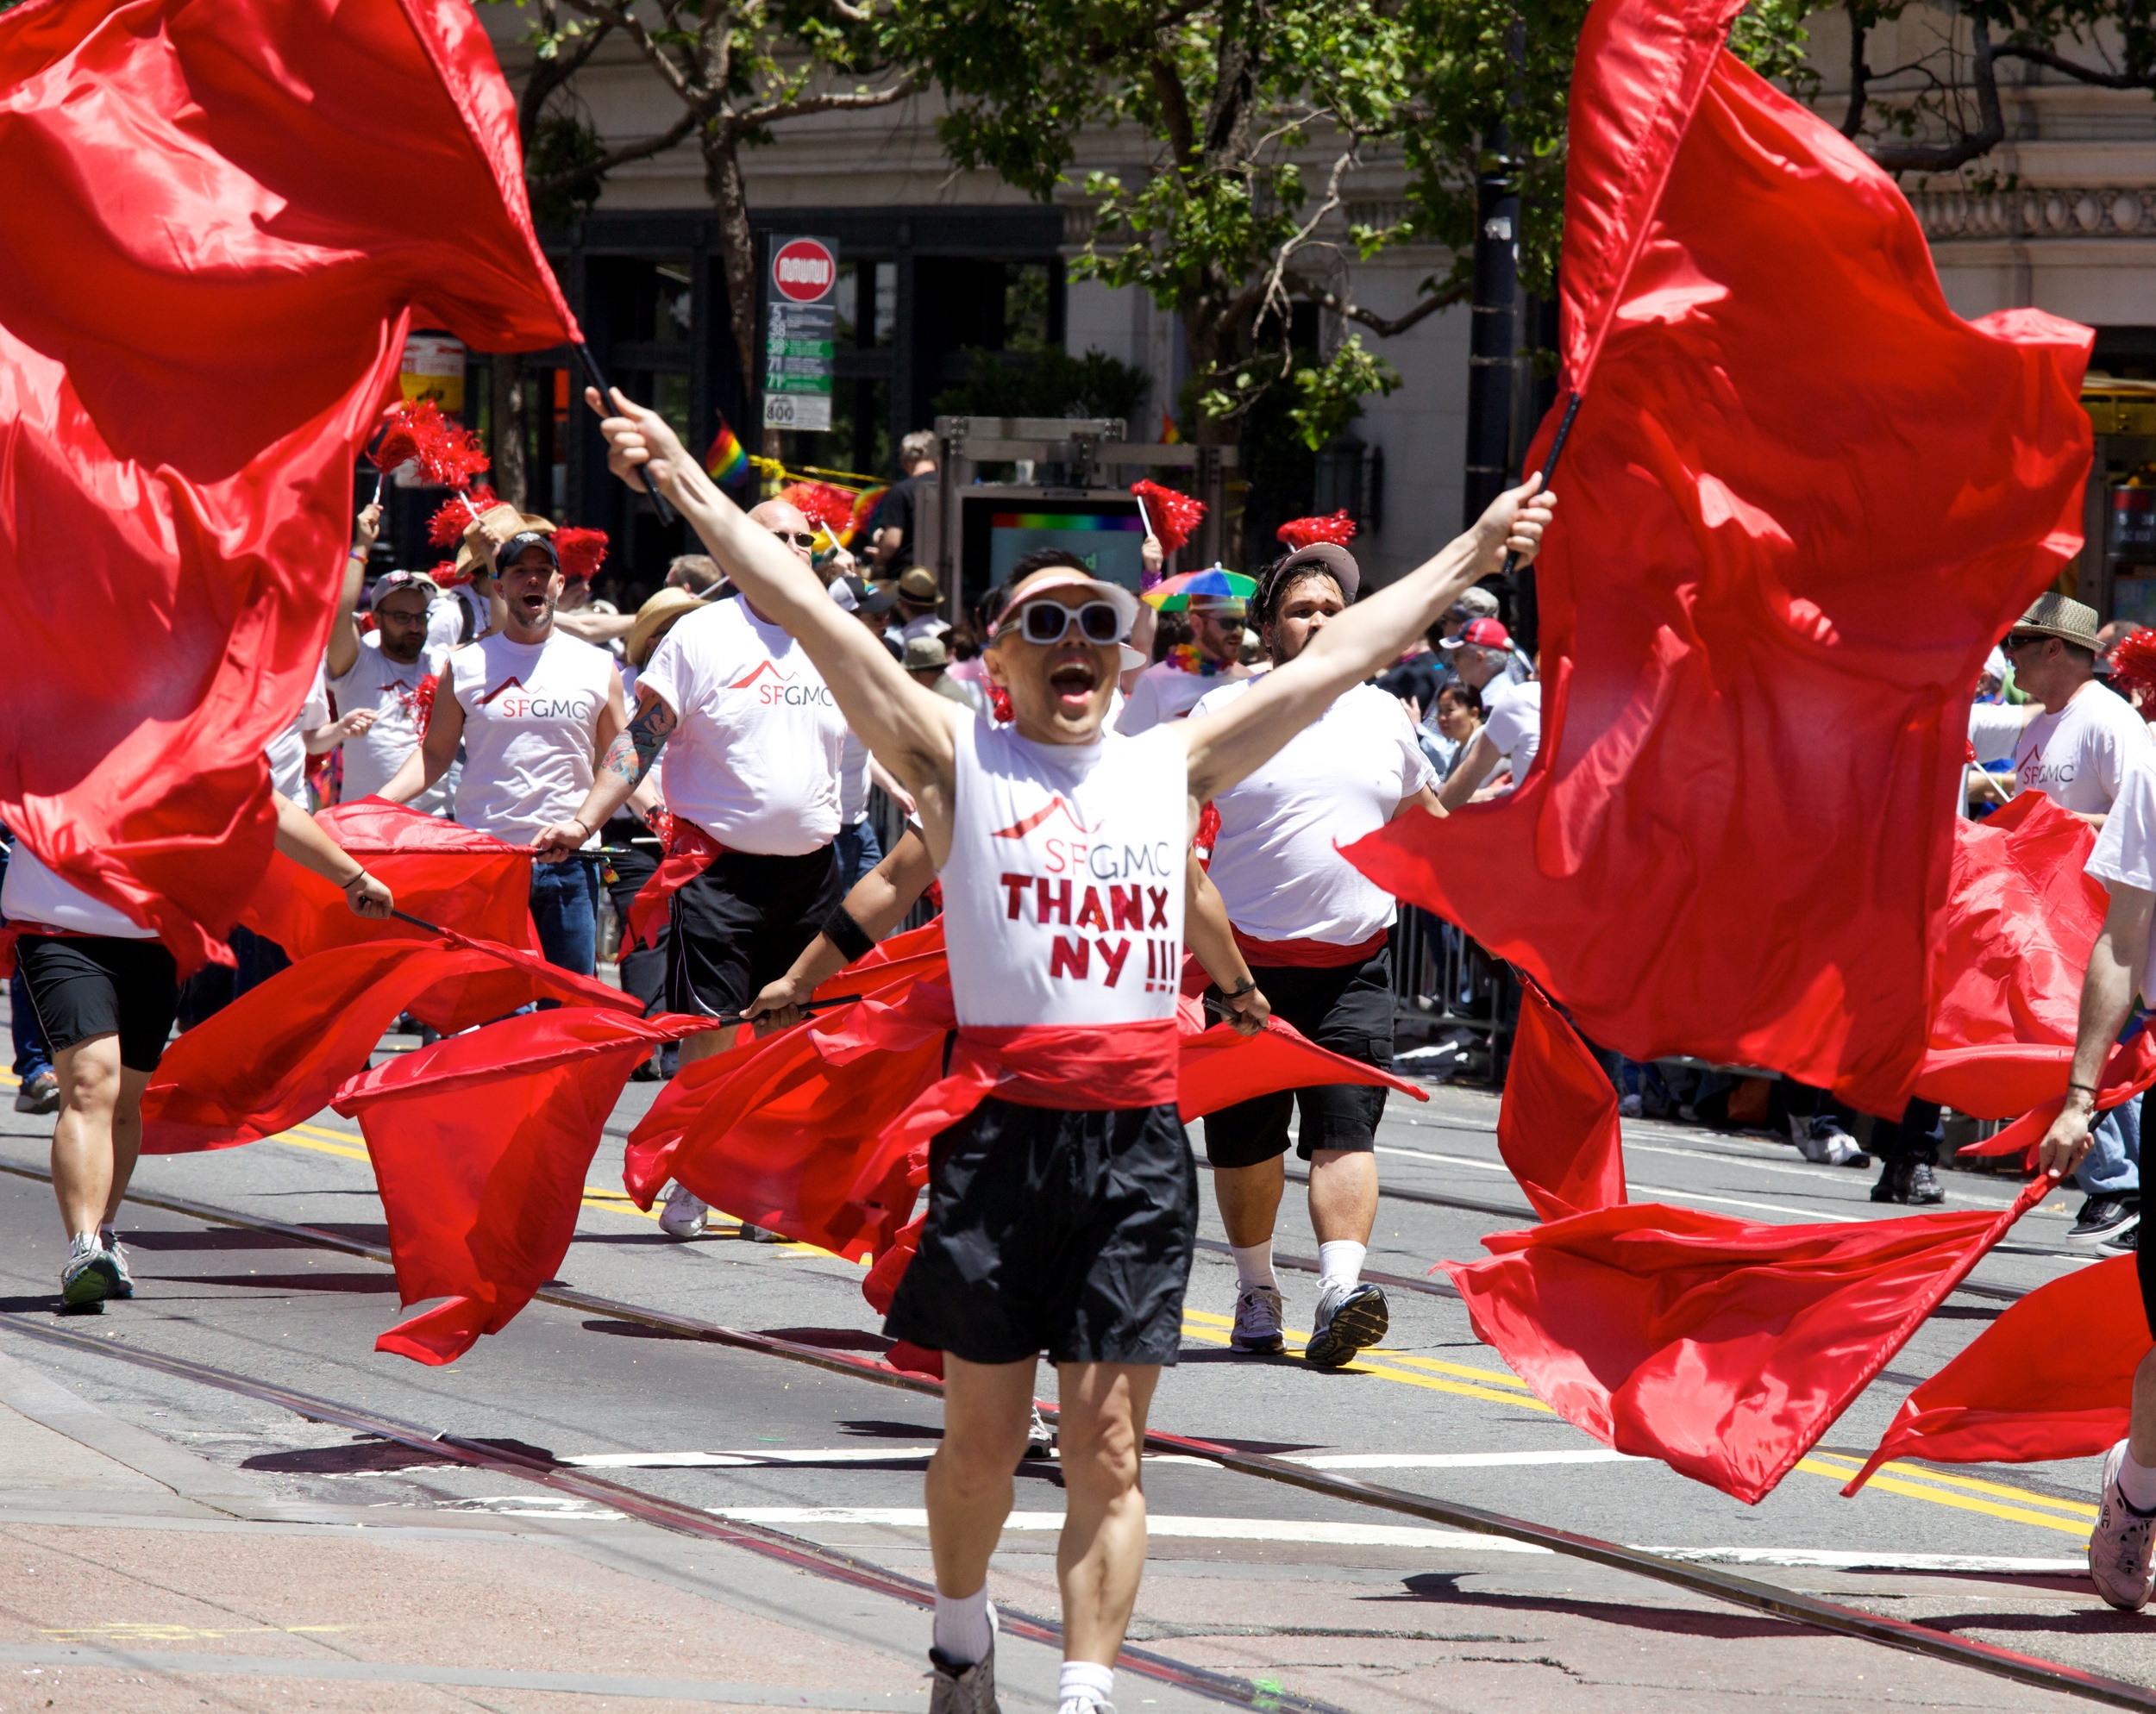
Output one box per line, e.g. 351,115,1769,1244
1305,1282,1388,1369
13,1070,59,1115
2069,1197,2140,1245
60,1235,121,1308
1025,1404,1055,1458
657,1183,708,1240
1616,1092,1642,1119
1870,1159,1945,1204
2100,1223,2141,1257
738,1222,785,1243
2091,1440,2156,1611
1229,1284,1285,1354
98,1227,134,1298
1792,1114,1867,1167
927,1642,999,1714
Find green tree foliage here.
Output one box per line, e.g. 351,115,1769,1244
934,347,1154,422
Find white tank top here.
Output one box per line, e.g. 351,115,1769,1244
449,630,616,844
940,716,1188,1029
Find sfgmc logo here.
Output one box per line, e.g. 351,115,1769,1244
476,676,592,720
728,660,833,708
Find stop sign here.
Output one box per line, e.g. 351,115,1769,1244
772,238,837,303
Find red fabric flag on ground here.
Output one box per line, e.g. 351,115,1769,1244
1341,8,2090,1116
0,0,576,969
1500,984,1627,1221
1912,793,2107,1118
141,934,636,1153
335,1007,707,1365
1844,1255,2148,1492
239,800,538,960
1442,1179,2046,1504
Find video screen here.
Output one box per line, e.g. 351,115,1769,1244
959,493,1149,615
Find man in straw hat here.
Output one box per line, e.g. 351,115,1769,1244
578,378,1551,1714
1971,591,2156,1244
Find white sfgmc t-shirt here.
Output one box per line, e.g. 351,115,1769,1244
2087,754,2156,996
329,635,454,812
1479,679,1543,793
449,630,616,845
1971,680,2153,815
263,662,330,804
636,595,845,854
1,843,154,938
1193,679,1432,946
939,717,1188,1029
1117,662,1234,735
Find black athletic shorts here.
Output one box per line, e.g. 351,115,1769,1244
663,845,843,1019
1201,949,1393,1170
16,934,179,1072
2139,1215,2156,1342
883,1096,1198,1367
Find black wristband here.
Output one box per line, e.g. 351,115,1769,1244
1223,978,1257,998
822,904,874,964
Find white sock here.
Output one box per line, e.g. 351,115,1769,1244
2121,1448,2156,1513
1058,1660,1115,1712
1318,1239,1367,1293
1232,1240,1275,1291
932,1586,994,1667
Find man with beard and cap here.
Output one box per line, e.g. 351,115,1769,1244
1188,540,1440,1366
379,505,627,976
580,380,1553,1714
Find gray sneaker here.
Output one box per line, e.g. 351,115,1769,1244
2091,1440,2156,1611
60,1235,120,1308
98,1228,134,1298
927,1642,999,1714
1792,1115,1866,1167
1025,1405,1056,1459
13,1070,59,1115
1229,1284,1285,1354
1305,1282,1388,1369
657,1182,708,1240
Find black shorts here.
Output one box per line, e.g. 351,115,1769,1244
663,845,843,1019
884,1097,1197,1367
2140,1217,2156,1341
16,935,179,1073
1201,949,1394,1170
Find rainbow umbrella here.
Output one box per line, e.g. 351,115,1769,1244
1143,566,1256,610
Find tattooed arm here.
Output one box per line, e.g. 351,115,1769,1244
533,682,674,862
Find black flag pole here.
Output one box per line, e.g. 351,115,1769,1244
1500,390,1582,583
573,343,679,527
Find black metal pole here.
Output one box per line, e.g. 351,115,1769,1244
1461,139,1521,536
573,342,679,527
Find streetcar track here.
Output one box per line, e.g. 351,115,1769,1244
3,1160,2151,1711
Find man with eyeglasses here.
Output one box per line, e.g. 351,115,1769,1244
380,508,626,976
1115,579,1250,735
1971,591,2154,1246
580,380,1553,1714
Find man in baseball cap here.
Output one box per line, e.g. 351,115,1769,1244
1436,617,1540,810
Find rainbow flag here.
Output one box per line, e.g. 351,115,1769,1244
844,484,889,546
705,415,749,486
1159,410,1182,446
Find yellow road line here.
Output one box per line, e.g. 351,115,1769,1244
1181,1305,1537,1392
1802,1448,2098,1518
1179,1319,1557,1411
1796,1460,2091,1538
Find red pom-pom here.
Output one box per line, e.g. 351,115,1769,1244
1131,480,1206,554
1276,511,1357,549
411,672,440,731
371,400,489,490
2109,628,2156,702
426,486,498,547
427,560,468,588
779,482,857,538
555,527,608,584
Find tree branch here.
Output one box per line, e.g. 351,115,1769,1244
530,108,701,194
1150,53,1199,166
1841,1,1870,137
739,77,917,129
1290,275,1470,338
1865,13,2004,173
1993,41,2156,90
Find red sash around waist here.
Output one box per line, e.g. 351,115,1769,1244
950,1018,1181,1111
624,818,724,952
1231,925,1389,970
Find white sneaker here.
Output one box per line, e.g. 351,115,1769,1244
2092,1439,2156,1611
1305,1282,1388,1369
1794,1117,1866,1167
1229,1284,1285,1354
60,1234,120,1307
657,1183,708,1240
1617,1092,1642,1118
99,1228,133,1298
1025,1404,1056,1458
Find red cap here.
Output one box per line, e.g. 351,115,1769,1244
1440,616,1513,652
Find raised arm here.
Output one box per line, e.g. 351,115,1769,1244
326,503,379,681
587,390,962,807
1184,476,1553,805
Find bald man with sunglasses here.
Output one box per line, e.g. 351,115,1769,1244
580,382,1554,1714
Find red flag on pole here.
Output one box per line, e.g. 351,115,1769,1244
1499,983,1627,1222
1843,1255,2149,1492
0,0,577,970
239,800,539,961
1442,1180,2047,1504
1342,20,2090,1117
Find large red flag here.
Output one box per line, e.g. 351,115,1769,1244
1844,1255,2148,1492
1499,984,1627,1222
335,1008,706,1365
0,0,576,969
1343,22,2090,1115
1912,792,2107,1117
239,800,538,961
1443,1179,2046,1504
141,934,637,1152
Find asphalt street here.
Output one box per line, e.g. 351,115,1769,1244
0,1004,2147,1711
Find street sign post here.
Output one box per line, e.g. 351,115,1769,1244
763,235,837,433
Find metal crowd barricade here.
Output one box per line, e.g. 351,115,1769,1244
1388,908,1503,1079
